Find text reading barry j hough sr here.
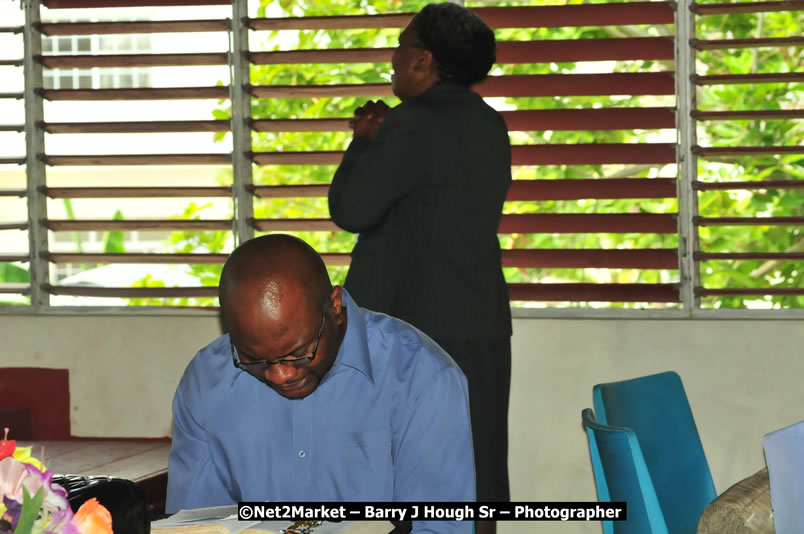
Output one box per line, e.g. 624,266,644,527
238,502,626,522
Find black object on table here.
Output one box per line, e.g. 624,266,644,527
52,474,150,534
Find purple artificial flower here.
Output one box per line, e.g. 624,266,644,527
0,457,27,500
43,506,80,534
22,464,69,513
2,495,22,531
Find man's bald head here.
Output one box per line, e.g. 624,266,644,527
219,234,332,320
220,235,345,399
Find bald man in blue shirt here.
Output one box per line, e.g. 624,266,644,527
166,234,475,534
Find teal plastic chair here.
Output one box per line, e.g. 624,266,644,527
592,371,717,534
582,408,669,534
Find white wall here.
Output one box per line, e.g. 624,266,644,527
1,314,802,533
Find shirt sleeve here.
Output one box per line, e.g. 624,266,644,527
328,106,429,233
165,361,234,513
393,355,476,534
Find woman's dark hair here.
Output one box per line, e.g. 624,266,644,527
410,2,496,86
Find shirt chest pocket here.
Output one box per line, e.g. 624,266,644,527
319,429,393,500
334,428,390,459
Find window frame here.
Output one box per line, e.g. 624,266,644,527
1,0,801,319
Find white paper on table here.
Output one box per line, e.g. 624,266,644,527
763,419,804,534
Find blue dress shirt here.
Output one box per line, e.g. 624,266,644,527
166,289,475,533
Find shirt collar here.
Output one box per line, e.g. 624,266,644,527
328,287,375,385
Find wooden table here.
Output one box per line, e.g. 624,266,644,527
20,440,171,516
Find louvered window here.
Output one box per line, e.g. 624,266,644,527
0,0,800,315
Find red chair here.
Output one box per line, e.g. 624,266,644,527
0,367,71,439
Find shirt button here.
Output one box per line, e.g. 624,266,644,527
298,450,306,459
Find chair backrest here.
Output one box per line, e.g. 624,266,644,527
593,371,716,534
582,408,669,534
0,367,71,439
763,419,804,534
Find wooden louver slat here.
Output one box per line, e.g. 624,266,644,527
502,108,675,131
37,20,229,35
511,144,676,165
249,49,394,65
246,179,678,201
693,146,804,159
249,152,343,166
39,87,229,101
40,250,682,270
695,252,804,260
253,214,679,235
249,83,392,99
250,185,329,198
495,38,674,62
251,219,340,232
42,120,230,134
250,118,348,133
471,3,675,28
692,37,804,50
38,53,229,69
692,110,804,121
46,253,228,264
0,284,30,295
694,73,804,85
247,3,674,31
501,249,678,269
320,253,351,266
44,220,232,231
42,0,230,8
691,1,804,16
498,214,678,234
475,73,675,97
250,250,677,269
42,187,232,198
248,73,676,100
248,144,676,166
507,178,677,200
695,216,804,226
0,255,28,263
696,287,804,297
42,154,231,166
254,215,682,235
44,284,219,299
0,223,29,231
248,108,676,133
248,14,414,31
0,189,27,197
508,283,680,302
694,180,804,191
248,38,674,66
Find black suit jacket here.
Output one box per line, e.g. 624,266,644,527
329,82,512,344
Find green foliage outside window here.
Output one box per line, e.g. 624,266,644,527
693,9,802,309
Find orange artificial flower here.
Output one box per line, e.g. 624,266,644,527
72,498,114,534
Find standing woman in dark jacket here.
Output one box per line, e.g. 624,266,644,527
329,4,511,531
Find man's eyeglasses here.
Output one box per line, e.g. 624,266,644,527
231,299,328,374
